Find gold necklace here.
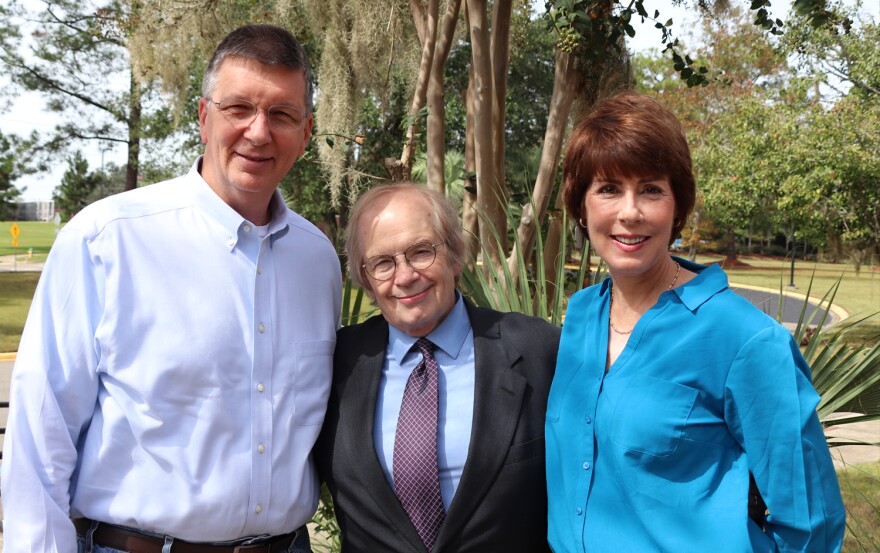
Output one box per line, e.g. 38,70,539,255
609,262,681,335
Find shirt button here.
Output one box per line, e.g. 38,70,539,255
256,265,262,275
257,383,265,393
255,504,263,513
243,224,252,232
258,444,265,454
226,239,235,248
585,415,592,424
583,461,591,470
258,323,266,333
576,507,583,516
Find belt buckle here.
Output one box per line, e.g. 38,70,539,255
232,544,266,553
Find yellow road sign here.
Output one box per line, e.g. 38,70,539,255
10,222,20,239
11,238,19,247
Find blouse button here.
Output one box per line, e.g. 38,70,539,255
576,507,583,516
582,461,591,470
584,415,592,424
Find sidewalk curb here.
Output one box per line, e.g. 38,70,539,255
0,352,16,361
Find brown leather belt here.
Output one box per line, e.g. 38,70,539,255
73,518,298,553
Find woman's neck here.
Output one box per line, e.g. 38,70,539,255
609,257,681,315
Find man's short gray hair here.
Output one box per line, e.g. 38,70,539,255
202,24,313,113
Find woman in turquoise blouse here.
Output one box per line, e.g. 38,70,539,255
545,93,845,552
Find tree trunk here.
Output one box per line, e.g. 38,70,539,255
397,0,440,181
466,0,505,270
747,219,753,253
508,49,578,281
489,0,512,208
410,0,427,46
539,192,568,314
426,0,461,193
462,62,479,267
126,72,141,191
725,225,737,263
825,223,842,263
688,207,700,262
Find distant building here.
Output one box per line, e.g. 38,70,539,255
15,201,56,221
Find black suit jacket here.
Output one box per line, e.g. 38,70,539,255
315,300,560,553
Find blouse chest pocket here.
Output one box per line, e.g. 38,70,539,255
545,359,583,424
608,376,698,457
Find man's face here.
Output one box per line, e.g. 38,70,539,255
198,56,312,223
359,192,460,337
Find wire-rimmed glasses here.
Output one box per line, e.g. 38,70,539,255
362,241,447,281
206,97,309,132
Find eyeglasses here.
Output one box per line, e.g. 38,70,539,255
206,97,309,132
362,241,447,281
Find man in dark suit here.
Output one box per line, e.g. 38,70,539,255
316,183,560,553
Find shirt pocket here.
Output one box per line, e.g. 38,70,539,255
609,376,698,457
293,340,335,426
546,359,582,424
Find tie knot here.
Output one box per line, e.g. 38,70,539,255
415,337,435,358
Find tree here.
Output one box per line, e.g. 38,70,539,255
54,151,100,221
779,9,880,269
778,92,880,272
0,0,180,192
782,6,880,100
0,129,33,220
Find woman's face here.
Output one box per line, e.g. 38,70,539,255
583,174,676,279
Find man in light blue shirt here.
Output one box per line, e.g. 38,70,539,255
1,25,341,553
316,184,560,553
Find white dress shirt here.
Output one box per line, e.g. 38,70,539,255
0,159,342,552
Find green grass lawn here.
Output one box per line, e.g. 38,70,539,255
0,272,41,352
0,220,60,261
839,462,880,552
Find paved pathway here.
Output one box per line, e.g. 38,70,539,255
0,254,45,273
730,284,849,330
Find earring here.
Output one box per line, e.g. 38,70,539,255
578,218,586,227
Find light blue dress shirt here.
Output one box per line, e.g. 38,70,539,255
1,159,342,552
374,293,475,510
546,258,845,552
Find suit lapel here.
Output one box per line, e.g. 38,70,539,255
435,302,528,548
338,318,428,553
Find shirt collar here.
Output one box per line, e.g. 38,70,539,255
670,257,728,312
388,291,470,364
189,157,290,252
597,256,728,313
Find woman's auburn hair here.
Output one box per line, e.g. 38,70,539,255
562,92,696,244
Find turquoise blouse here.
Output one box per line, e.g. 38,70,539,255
546,259,845,552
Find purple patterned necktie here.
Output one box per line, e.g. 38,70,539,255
393,337,445,551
